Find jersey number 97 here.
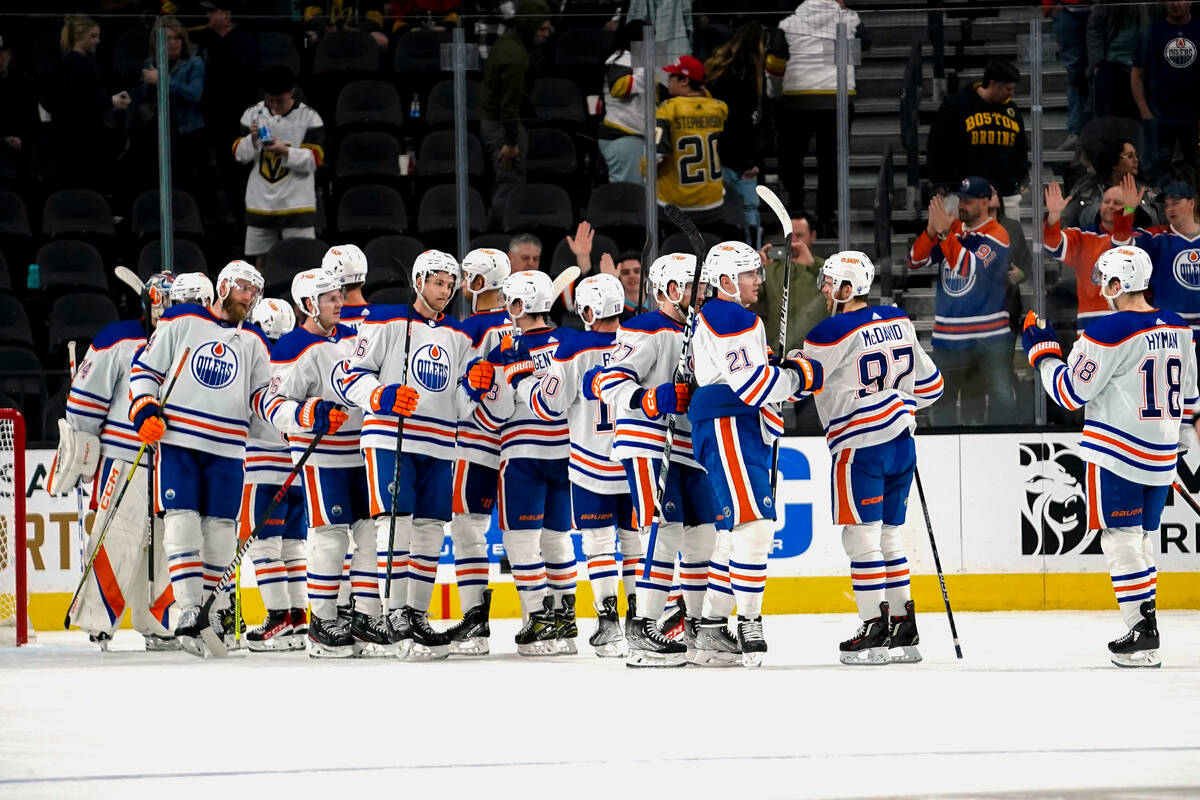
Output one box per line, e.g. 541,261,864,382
857,346,914,398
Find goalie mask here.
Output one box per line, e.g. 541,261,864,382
575,273,624,328
503,270,554,319
703,242,762,299
322,244,368,287
170,272,214,307
461,248,511,312
251,296,297,341
141,272,175,329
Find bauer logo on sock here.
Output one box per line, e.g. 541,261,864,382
411,343,450,392
190,341,239,389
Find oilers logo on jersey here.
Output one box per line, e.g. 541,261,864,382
330,359,354,405
190,341,239,389
941,262,976,297
412,343,451,392
1171,248,1200,291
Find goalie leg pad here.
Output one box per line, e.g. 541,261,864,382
201,517,237,611
541,529,576,603
702,528,735,620
375,515,412,612
247,535,289,611
730,518,773,619
131,520,175,637
582,525,619,612
637,521,682,620
407,519,445,613
164,509,204,608
1102,525,1157,629
450,512,490,611
503,528,546,619
682,523,716,618
879,524,912,610
309,525,351,620
349,518,381,615
843,522,885,621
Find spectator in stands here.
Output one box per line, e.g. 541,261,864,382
598,20,647,184
627,0,693,86
1087,0,1152,120
1132,1,1200,185
926,60,1029,219
1132,180,1200,331
481,0,553,229
129,18,206,194
564,220,601,277
766,0,864,238
0,33,36,179
508,232,543,271
988,185,1030,337
303,1,389,50
599,250,652,319
750,209,824,356
234,66,325,264
1062,138,1162,229
48,15,131,191
655,56,727,218
907,176,1017,426
706,21,765,242
1047,0,1092,152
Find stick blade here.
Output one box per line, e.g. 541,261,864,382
662,204,707,258
199,622,229,658
114,266,145,296
755,185,793,237
552,265,580,298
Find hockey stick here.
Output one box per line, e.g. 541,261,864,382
756,185,793,497
913,464,963,659
641,205,709,576
1172,481,1200,518
64,347,191,629
552,265,581,303
66,341,86,579
114,266,144,296
198,432,327,658
383,291,417,626
636,227,655,317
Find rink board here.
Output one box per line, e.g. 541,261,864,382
17,433,1200,628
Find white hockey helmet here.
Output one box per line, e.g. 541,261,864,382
650,253,698,301
819,250,875,298
412,249,461,293
170,272,214,306
502,269,555,319
216,259,264,310
322,244,368,286
575,273,624,327
291,267,343,318
461,248,512,293
1094,245,1152,296
251,296,296,340
703,241,762,298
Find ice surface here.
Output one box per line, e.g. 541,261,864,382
2,611,1199,799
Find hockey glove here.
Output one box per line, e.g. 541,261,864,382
781,352,823,394
634,382,690,419
297,398,348,435
463,357,496,401
1021,311,1061,369
129,396,165,444
370,384,420,417
581,364,604,401
499,335,535,388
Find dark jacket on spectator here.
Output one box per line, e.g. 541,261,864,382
926,83,1030,196
48,50,111,135
137,55,206,135
707,64,760,175
481,0,549,145
194,23,259,136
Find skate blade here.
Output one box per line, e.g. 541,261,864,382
625,651,687,668
306,641,355,659
248,638,296,653
889,645,923,664
449,637,490,656
554,638,578,655
407,643,451,661
143,637,182,652
88,633,111,652
1111,649,1161,668
286,635,307,651
516,641,558,657
839,647,890,666
741,651,765,668
689,649,742,668
178,634,210,659
591,640,629,658
353,641,397,658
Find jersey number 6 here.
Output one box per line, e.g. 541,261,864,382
857,346,915,398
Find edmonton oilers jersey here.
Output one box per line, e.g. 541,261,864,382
1136,226,1200,333
476,327,571,462
66,319,149,465
456,308,515,468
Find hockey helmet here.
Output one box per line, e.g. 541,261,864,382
1094,245,1152,296
650,253,698,301
703,242,762,298
412,249,461,293
819,251,875,298
216,260,264,311
142,272,175,326
170,272,214,306
575,273,624,328
502,270,555,319
292,267,343,318
251,297,296,341
322,244,368,287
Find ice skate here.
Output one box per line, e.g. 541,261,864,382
88,632,111,652
690,617,742,667
336,603,352,627
175,605,216,658
143,633,181,652
840,602,891,666
515,596,558,656
624,593,637,640
553,595,578,655
350,610,394,657
385,608,414,660
682,616,698,649
247,609,293,652
307,614,355,658
625,616,687,668
447,589,491,656
888,600,922,664
404,607,451,660
287,608,308,651
218,604,246,652
1109,600,1161,668
589,595,628,658
659,597,686,641
736,616,767,668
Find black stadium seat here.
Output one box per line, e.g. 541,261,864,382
137,239,209,280
334,131,402,187
554,28,612,72
660,230,723,260
0,252,10,293
0,189,31,239
532,78,588,127
525,128,579,188
335,80,406,133
0,294,34,347
258,31,302,76
502,184,573,243
586,182,646,248
363,235,425,291
42,190,114,239
35,240,109,294
416,129,486,186
418,185,486,251
425,79,481,128
336,185,408,242
262,237,329,296
313,30,381,74
469,233,512,252
47,293,120,355
393,27,449,73
131,190,205,240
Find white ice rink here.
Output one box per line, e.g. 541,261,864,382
2,611,1199,799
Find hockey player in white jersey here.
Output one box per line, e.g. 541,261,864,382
325,244,371,332
170,272,214,306
129,260,279,657
57,273,178,650
344,250,491,659
1022,245,1199,667
517,273,638,657
802,251,943,666
478,270,577,655
587,253,720,667
446,247,514,655
687,242,823,667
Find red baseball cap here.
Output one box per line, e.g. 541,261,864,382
663,55,705,83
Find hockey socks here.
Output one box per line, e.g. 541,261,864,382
702,529,736,620
681,523,716,619
348,519,380,615
880,524,912,610
407,519,443,612
636,521,683,619
843,522,886,621
618,527,642,600
375,515,412,614
247,535,289,611
1102,527,1158,629
541,529,576,604
729,519,772,619
450,512,490,611
503,529,547,618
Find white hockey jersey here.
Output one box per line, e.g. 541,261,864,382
456,308,515,468
261,324,364,469
129,305,273,461
1037,309,1200,485
66,319,149,465
233,100,324,229
343,304,474,462
803,305,943,453
591,309,700,468
476,327,571,461
339,302,372,333
689,297,804,443
518,329,624,493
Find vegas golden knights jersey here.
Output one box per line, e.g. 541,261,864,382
655,94,728,212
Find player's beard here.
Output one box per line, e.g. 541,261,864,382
223,295,250,323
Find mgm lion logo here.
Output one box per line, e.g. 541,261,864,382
1020,442,1102,556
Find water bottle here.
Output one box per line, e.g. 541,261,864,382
256,108,273,146
26,263,39,290
409,93,421,120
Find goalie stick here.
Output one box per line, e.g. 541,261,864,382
66,341,86,581
755,185,794,497
914,464,964,659
64,347,191,628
